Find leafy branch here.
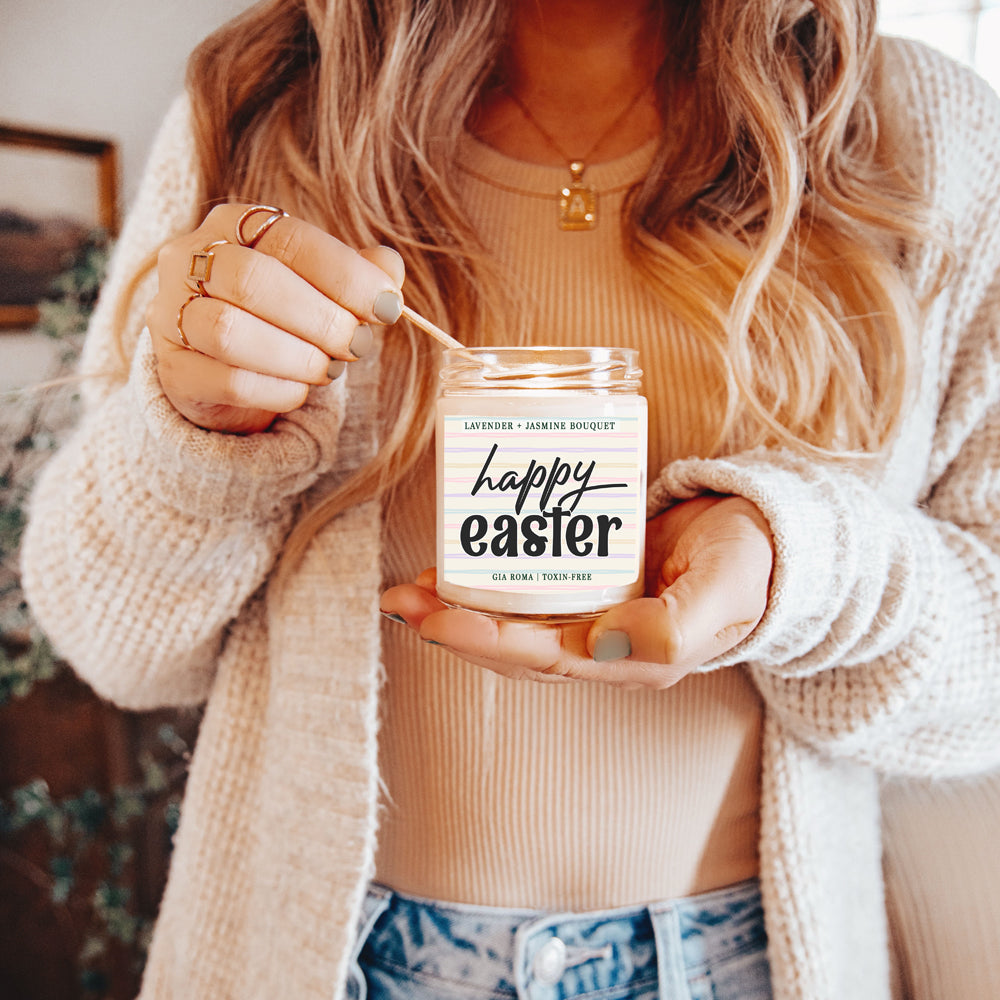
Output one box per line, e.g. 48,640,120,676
1,233,200,995
0,725,191,995
0,230,108,704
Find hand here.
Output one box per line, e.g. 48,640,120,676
147,204,405,434
380,495,774,689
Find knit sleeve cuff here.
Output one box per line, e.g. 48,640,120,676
647,450,924,674
122,331,348,520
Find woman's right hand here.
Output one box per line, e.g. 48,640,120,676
147,204,405,434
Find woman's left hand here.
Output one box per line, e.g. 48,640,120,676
379,495,774,689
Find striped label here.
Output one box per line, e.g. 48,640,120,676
440,412,645,592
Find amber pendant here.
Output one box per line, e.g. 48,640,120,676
559,161,597,231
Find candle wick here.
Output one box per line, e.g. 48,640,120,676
400,304,466,350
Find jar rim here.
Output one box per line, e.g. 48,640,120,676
443,345,638,362
440,346,642,392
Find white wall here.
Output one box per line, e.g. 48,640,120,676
1,0,251,389
2,0,253,209
880,1,1000,96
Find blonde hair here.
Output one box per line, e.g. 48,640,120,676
174,0,931,557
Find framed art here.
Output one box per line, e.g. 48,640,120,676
0,124,119,329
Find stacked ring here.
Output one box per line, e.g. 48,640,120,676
235,204,288,248
187,239,230,296
176,293,200,351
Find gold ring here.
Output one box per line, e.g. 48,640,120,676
176,293,200,350
187,239,229,295
235,205,288,248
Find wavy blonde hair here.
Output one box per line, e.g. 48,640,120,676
175,0,930,555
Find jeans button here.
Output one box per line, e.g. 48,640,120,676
533,936,568,985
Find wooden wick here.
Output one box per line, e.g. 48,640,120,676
400,304,466,351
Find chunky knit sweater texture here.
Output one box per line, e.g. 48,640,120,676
21,39,1000,1000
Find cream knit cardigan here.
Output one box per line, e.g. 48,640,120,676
21,39,1000,1000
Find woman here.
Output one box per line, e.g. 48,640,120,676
20,1,1000,998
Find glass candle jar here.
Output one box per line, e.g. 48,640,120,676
436,347,648,621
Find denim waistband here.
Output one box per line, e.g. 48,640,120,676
350,879,769,1000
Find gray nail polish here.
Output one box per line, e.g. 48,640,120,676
349,324,374,358
381,611,406,624
373,290,403,325
592,630,632,662
327,359,347,380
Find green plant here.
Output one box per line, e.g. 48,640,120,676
0,724,190,995
1,233,198,997
0,231,106,699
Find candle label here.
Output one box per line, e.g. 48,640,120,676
440,413,645,592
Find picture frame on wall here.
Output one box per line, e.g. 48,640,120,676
0,124,119,330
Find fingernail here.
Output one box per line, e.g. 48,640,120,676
349,324,374,358
592,630,631,662
422,638,442,646
327,359,347,380
373,290,403,325
381,611,406,624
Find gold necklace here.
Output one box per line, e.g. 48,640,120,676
506,84,652,231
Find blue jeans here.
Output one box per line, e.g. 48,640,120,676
346,879,772,1000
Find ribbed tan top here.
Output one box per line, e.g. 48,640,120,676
376,133,764,910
